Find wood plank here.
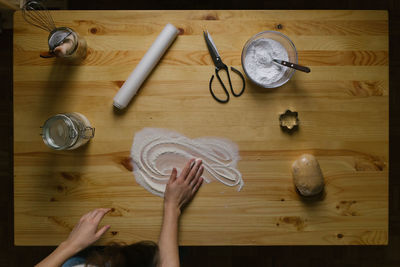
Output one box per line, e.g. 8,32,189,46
13,10,388,27
14,50,389,66
13,65,389,81
13,80,389,97
13,19,389,36
13,34,389,51
14,10,388,245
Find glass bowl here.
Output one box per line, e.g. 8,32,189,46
241,31,298,88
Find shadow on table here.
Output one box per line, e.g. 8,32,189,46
40,59,80,115
34,141,92,208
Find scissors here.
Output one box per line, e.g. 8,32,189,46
203,30,245,103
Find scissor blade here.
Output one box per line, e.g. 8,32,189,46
204,31,221,67
205,31,220,58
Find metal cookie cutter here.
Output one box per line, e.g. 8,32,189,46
279,110,299,132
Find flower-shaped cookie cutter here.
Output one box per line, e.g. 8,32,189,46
279,110,299,132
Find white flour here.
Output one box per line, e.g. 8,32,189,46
131,128,243,197
244,38,289,85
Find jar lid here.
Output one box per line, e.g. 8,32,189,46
48,27,75,52
41,114,78,150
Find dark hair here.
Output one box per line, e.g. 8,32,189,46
85,241,159,267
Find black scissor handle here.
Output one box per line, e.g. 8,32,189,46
209,66,246,103
210,66,230,103
229,66,245,97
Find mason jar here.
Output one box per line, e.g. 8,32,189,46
41,112,95,150
48,27,87,60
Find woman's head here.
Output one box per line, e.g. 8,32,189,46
85,241,159,267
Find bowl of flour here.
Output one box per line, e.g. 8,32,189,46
241,31,297,88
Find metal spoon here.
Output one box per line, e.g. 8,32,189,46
273,59,311,73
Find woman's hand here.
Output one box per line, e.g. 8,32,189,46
35,208,111,267
64,208,111,253
164,158,204,214
158,159,204,267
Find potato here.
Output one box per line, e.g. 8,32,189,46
292,154,324,197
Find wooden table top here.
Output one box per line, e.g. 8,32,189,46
13,10,388,245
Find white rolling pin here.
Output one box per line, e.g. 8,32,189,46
113,23,179,109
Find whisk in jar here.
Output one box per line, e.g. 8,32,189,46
22,0,56,32
21,0,87,60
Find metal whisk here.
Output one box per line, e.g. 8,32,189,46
22,0,56,32
21,0,76,57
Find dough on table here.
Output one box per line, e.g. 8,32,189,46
291,154,324,197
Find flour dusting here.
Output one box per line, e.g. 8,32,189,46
131,128,243,197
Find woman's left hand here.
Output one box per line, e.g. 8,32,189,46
64,208,111,253
164,159,204,214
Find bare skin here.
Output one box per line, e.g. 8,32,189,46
35,208,111,267
35,158,203,267
159,159,204,267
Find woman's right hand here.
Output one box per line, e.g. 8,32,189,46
35,208,111,267
63,208,111,253
164,159,204,214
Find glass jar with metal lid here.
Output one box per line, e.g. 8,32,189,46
41,113,95,150
46,27,87,60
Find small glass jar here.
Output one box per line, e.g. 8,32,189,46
41,113,95,150
48,27,87,60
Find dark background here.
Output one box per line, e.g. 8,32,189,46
1,0,399,266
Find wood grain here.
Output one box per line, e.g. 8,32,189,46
13,10,388,245
14,50,389,66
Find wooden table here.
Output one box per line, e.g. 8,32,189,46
13,10,388,245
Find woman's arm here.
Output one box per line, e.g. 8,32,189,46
35,208,111,267
158,159,204,267
34,241,80,267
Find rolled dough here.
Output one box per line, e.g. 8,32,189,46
292,154,324,197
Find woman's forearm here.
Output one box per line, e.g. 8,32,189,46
158,159,203,267
35,208,111,267
35,241,78,267
158,203,180,267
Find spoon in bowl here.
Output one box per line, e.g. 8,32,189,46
273,59,311,73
